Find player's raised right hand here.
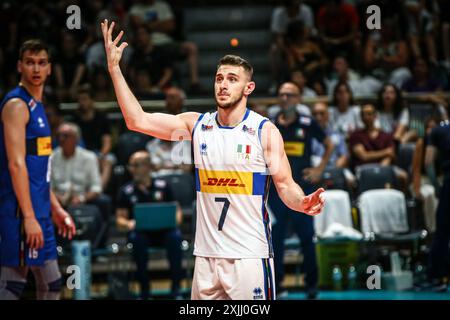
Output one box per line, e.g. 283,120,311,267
24,217,44,249
101,19,128,71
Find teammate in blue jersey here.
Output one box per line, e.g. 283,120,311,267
268,84,334,299
0,40,75,300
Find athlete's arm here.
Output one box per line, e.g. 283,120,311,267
101,20,199,141
1,98,44,249
50,190,76,240
261,121,324,215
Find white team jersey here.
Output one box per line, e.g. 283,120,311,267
192,109,273,259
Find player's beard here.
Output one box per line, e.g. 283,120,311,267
216,90,245,110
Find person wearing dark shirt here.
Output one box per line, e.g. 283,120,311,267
129,26,173,93
116,151,184,300
418,120,450,292
349,103,396,168
73,87,114,189
53,31,86,101
268,105,333,299
402,58,442,93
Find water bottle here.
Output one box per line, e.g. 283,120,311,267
347,264,357,290
332,265,343,291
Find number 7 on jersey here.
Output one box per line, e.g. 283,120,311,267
215,197,230,231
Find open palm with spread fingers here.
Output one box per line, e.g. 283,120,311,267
101,19,128,71
300,187,325,216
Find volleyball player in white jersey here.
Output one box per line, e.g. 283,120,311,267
101,20,324,300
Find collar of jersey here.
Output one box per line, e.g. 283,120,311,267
215,108,250,129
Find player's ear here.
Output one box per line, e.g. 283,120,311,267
244,81,255,96
17,60,22,74
47,63,52,76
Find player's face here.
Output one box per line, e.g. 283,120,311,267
215,65,253,109
18,50,51,87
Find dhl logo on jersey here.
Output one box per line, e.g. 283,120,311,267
37,136,52,156
198,169,253,195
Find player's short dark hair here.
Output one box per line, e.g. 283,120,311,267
19,39,50,61
217,55,253,79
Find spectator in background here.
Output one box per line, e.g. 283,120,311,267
134,69,166,100
129,26,173,94
268,82,311,120
73,87,115,190
89,66,115,102
364,16,411,87
116,151,184,300
290,69,317,99
165,86,187,114
349,104,396,169
51,122,112,246
129,0,202,93
311,102,349,169
316,0,360,61
269,0,315,92
376,83,409,143
328,81,362,137
402,58,443,93
53,31,87,101
285,21,328,87
146,87,192,176
326,55,382,97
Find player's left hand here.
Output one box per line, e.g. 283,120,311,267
300,187,325,216
52,208,76,240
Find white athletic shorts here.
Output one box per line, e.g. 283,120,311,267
191,256,276,300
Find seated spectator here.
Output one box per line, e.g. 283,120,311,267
51,123,112,244
290,69,317,99
53,31,87,101
326,55,382,97
129,0,202,93
376,83,409,143
349,104,396,169
328,81,362,137
134,69,166,100
269,0,315,92
349,104,409,190
73,87,115,190
89,66,115,102
311,101,355,187
311,102,348,169
146,86,192,175
402,58,443,93
129,26,174,94
316,0,360,61
364,16,411,87
285,21,328,86
116,151,184,300
267,82,311,120
165,86,187,114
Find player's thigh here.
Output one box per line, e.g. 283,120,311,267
191,257,226,300
0,216,22,266
225,258,275,300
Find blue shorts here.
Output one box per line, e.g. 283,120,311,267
0,216,57,267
